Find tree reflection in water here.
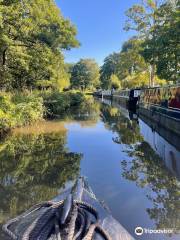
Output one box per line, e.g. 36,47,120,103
0,96,100,227
101,103,180,232
67,96,100,124
0,130,82,224
101,104,143,145
122,142,180,231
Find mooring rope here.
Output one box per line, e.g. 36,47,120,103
3,199,112,240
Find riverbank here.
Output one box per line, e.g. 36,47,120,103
0,91,88,136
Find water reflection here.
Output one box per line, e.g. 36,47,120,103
0,128,82,224
0,97,180,240
121,141,180,231
101,102,180,233
63,96,100,123
0,97,102,239
101,104,143,145
139,120,180,179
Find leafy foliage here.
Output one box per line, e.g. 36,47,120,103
100,0,178,88
70,59,100,90
142,1,180,81
42,91,85,118
100,38,158,89
0,92,44,135
0,0,79,90
100,53,121,89
110,74,121,90
0,90,96,134
124,0,179,83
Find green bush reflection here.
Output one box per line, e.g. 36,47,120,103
0,130,82,223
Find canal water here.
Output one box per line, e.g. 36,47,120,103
0,97,180,240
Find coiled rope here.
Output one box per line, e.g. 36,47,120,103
3,200,112,240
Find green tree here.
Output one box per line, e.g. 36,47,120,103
124,0,164,86
0,0,79,90
142,1,180,82
70,59,100,90
118,38,167,88
110,74,121,90
100,38,152,89
118,38,148,85
100,53,120,89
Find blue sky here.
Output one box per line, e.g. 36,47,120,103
55,0,139,65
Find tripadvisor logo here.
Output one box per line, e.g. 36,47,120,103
135,227,144,236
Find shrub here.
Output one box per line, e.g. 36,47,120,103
0,92,44,134
0,90,86,135
42,91,85,118
13,99,44,126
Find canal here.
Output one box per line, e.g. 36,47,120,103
0,97,180,240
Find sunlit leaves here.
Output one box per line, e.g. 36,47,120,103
100,53,121,89
70,59,100,90
0,0,79,90
142,1,180,81
124,0,179,82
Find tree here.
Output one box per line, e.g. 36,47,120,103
100,38,152,89
118,37,167,88
100,53,120,89
110,74,121,90
122,71,166,89
118,38,148,80
0,0,79,90
142,1,180,82
70,59,100,90
124,0,165,86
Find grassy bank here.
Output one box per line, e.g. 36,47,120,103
0,91,87,136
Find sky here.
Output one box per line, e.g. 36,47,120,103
55,0,139,65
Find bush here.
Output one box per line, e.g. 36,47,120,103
13,99,44,126
42,91,85,118
0,90,86,135
0,92,44,135
68,92,84,106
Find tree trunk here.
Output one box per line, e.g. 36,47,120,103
150,0,157,87
2,48,7,66
151,64,155,87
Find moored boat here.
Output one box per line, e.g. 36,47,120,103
3,177,135,240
